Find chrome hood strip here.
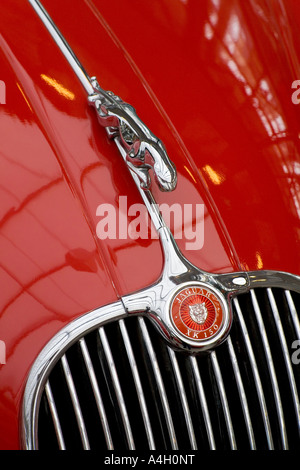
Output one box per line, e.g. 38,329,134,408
28,0,93,95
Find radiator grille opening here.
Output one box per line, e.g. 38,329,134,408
36,287,300,450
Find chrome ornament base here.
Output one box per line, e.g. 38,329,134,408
121,229,248,352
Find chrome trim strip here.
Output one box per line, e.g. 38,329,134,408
226,336,256,449
233,297,274,449
249,271,300,292
211,351,236,450
61,354,90,449
119,319,156,450
28,0,93,95
44,381,66,450
250,290,288,449
167,348,197,450
189,356,216,450
79,338,114,450
99,327,135,450
138,317,178,450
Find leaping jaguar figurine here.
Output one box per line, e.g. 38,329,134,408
88,77,177,192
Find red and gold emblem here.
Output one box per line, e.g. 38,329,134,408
170,285,224,342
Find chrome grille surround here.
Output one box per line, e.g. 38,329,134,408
22,271,300,450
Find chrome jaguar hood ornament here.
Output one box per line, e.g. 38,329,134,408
28,0,250,353
88,77,177,192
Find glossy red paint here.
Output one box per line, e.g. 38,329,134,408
79,0,300,275
1,0,300,449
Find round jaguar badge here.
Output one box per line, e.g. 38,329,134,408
170,283,230,347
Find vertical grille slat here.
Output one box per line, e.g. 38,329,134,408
226,336,256,449
138,317,178,450
233,296,274,449
189,356,216,449
210,351,237,449
98,327,135,450
250,290,288,449
36,284,300,450
61,354,90,450
118,319,156,450
285,290,300,339
167,348,197,450
44,381,66,450
267,289,300,435
78,338,114,450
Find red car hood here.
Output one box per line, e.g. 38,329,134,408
1,0,300,448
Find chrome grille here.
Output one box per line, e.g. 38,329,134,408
35,287,300,450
